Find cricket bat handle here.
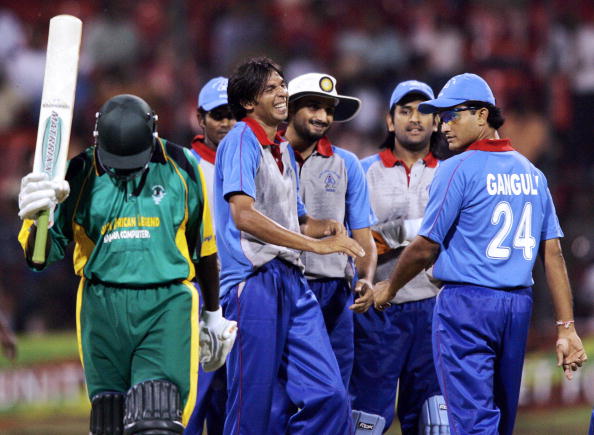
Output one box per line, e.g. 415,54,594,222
32,210,49,265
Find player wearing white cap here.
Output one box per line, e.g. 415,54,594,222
214,57,363,435
269,72,377,432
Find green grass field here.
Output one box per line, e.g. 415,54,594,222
0,332,591,434
0,331,79,369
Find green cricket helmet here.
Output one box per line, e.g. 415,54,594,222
95,94,158,171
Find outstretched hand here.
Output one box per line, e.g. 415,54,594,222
556,330,587,380
314,233,365,258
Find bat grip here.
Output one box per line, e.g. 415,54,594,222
32,210,49,265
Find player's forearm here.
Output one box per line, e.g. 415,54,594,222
352,228,377,282
195,253,220,312
233,207,318,252
541,238,574,323
387,236,439,296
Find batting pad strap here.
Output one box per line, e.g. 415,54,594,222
124,380,184,434
90,391,125,435
352,409,386,434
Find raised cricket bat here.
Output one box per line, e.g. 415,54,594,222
31,15,82,264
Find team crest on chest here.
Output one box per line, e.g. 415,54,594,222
151,185,166,204
319,170,341,192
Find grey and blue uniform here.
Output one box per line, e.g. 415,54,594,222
294,135,374,386
214,117,352,435
350,147,442,434
418,138,563,435
271,135,375,432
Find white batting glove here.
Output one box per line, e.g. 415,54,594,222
18,172,70,227
199,307,237,372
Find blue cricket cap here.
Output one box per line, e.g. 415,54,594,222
419,73,495,114
198,77,229,111
389,80,434,108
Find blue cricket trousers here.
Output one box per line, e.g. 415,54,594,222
270,277,355,433
184,362,226,435
433,284,532,435
308,277,354,388
222,258,352,435
350,297,440,434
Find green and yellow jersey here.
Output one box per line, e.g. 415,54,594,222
19,138,216,286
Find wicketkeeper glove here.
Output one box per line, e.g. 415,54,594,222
372,217,423,254
199,307,237,372
18,172,70,227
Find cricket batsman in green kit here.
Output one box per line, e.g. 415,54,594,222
17,94,237,435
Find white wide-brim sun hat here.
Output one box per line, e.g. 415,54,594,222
288,72,361,122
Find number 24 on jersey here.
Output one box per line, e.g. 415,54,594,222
487,201,536,261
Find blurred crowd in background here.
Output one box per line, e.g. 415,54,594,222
0,0,593,345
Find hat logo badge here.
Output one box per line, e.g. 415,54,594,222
319,77,334,93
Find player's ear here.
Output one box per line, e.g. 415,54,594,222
385,112,395,133
432,114,439,132
477,107,489,126
241,99,256,112
196,110,206,129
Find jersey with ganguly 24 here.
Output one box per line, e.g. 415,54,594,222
18,139,216,286
419,139,562,288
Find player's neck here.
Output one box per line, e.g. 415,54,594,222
459,129,500,152
248,115,279,143
475,126,500,142
203,136,218,152
392,141,430,168
285,125,316,159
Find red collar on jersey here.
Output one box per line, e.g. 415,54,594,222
315,136,334,157
467,138,514,152
243,117,284,172
190,135,216,164
379,148,438,169
242,117,284,146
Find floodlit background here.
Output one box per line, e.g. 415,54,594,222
0,0,593,433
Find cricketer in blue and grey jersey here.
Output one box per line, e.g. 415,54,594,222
374,73,587,435
214,57,364,435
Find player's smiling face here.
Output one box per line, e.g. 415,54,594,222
289,96,335,143
440,104,485,152
250,71,288,126
389,99,435,152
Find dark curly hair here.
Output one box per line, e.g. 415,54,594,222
228,57,284,121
